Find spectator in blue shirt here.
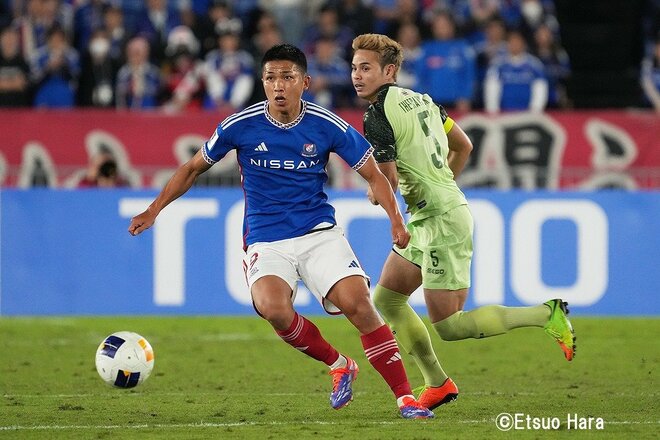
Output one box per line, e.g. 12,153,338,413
304,36,352,109
484,29,548,112
203,27,254,110
31,25,80,108
416,10,476,112
115,36,161,109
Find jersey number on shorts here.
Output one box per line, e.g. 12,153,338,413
417,110,444,169
430,250,439,267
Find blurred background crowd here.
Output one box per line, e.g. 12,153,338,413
0,0,658,114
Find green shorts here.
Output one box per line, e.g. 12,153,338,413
394,204,474,290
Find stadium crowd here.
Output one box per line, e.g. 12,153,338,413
0,0,573,113
0,0,658,113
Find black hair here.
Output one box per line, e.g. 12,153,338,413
261,43,307,73
98,159,118,178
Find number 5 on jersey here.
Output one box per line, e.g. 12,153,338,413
417,110,445,169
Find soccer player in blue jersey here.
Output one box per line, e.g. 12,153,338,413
351,33,576,411
128,44,433,419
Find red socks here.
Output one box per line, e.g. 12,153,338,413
276,312,339,366
277,315,412,399
361,324,412,398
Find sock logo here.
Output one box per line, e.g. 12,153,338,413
386,352,402,364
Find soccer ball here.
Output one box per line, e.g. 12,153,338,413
95,331,155,388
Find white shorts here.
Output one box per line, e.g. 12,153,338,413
242,226,369,315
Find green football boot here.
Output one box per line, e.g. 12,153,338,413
543,299,576,361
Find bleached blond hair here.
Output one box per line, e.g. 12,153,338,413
352,33,403,80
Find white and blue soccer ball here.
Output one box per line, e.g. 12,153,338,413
95,331,155,388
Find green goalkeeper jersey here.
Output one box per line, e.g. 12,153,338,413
363,84,467,222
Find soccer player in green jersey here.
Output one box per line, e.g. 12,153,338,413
350,33,576,411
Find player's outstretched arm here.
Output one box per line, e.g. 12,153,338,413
128,150,212,236
357,156,410,248
446,122,473,179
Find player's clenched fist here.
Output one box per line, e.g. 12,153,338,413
392,222,410,249
128,210,156,236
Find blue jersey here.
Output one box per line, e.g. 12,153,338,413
202,100,373,248
417,38,476,104
488,53,546,110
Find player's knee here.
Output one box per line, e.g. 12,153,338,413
372,284,406,319
342,292,374,319
253,297,291,326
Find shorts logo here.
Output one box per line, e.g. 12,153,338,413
247,253,260,278
249,253,259,269
302,143,317,157
348,260,360,268
427,268,445,275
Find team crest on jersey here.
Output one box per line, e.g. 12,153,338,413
302,143,317,157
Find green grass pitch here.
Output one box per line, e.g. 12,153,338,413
1,316,658,439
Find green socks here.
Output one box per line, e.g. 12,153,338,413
433,304,551,341
373,285,448,386
373,284,552,383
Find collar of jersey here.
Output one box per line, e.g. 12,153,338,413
263,100,306,129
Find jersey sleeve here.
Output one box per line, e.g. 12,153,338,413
363,101,397,163
334,125,374,171
201,122,234,164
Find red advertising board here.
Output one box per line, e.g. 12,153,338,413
0,109,658,189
